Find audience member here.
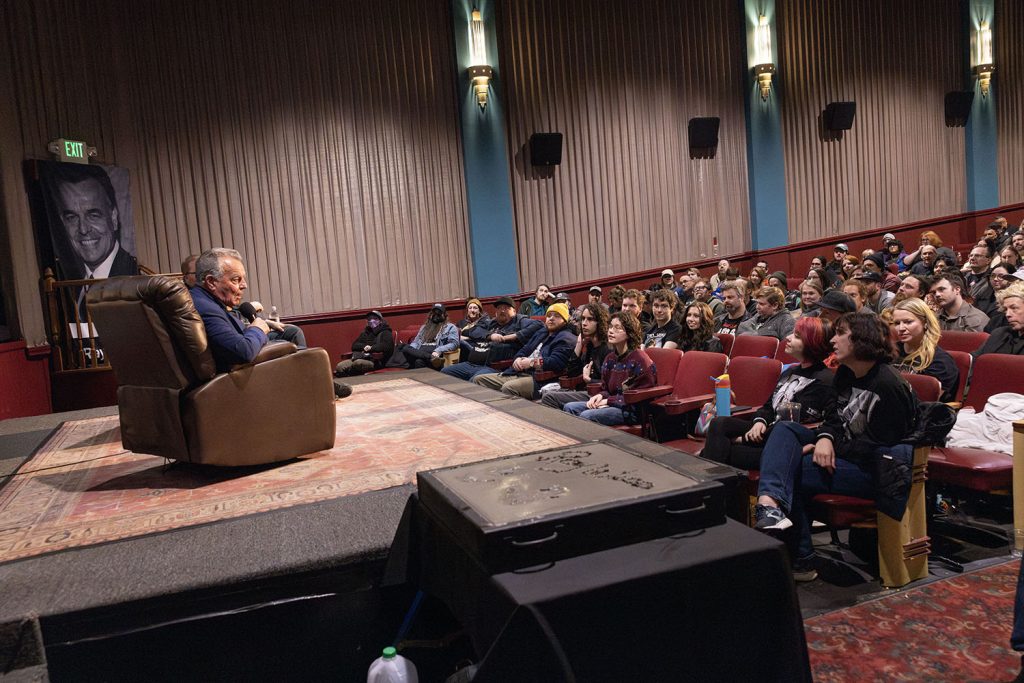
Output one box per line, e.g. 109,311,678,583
756,260,770,271
691,280,724,317
895,273,931,303
519,284,553,317
883,238,907,272
908,244,937,276
674,272,695,303
816,290,857,323
930,273,989,332
841,255,860,280
807,267,839,292
824,243,848,277
588,285,609,311
709,259,731,289
841,280,868,311
473,303,575,398
335,310,395,376
563,312,656,426
644,289,682,349
389,303,460,369
985,265,1017,332
678,302,723,352
974,282,1024,357
607,285,626,314
904,230,957,270
963,243,996,315
654,269,676,291
798,280,824,318
442,297,543,380
714,281,752,334
540,303,610,410
180,254,198,288
621,288,653,326
855,271,894,313
890,298,960,402
702,317,835,469
753,313,918,581
862,252,901,292
737,286,796,340
748,267,767,292
809,255,827,271
998,245,1020,271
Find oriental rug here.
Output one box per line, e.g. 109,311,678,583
805,559,1021,682
0,378,577,563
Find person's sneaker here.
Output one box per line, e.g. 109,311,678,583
754,504,793,531
333,381,353,399
430,356,445,369
791,555,819,582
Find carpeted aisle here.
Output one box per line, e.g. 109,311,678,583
805,559,1021,682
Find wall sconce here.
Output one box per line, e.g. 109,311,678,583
468,8,493,110
753,15,776,101
972,21,994,97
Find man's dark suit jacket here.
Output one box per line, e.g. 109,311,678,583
65,246,138,280
191,286,268,373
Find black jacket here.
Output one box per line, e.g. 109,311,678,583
566,340,610,381
974,326,1024,357
896,345,960,404
752,362,836,427
349,322,395,368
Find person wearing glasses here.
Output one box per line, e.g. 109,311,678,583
540,303,610,411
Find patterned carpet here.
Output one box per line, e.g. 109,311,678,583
805,559,1021,682
0,378,577,563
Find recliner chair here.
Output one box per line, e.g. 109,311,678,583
86,276,336,466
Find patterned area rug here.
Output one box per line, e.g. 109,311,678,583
805,559,1021,682
0,378,577,563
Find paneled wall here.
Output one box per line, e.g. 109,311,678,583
778,0,966,244
0,0,470,344
996,0,1024,207
497,0,751,289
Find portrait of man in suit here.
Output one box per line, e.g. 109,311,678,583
39,161,138,281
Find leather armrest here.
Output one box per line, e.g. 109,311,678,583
534,370,560,382
658,393,715,415
586,382,603,396
622,385,673,404
230,341,296,371
559,375,586,390
490,359,514,371
730,407,758,419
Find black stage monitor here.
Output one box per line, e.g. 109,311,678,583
824,102,856,131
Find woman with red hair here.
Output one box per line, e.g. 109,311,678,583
902,230,957,271
702,317,836,469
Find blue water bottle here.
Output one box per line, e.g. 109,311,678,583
714,373,731,417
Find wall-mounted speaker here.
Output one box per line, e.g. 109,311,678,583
529,133,563,166
823,102,856,131
944,91,974,127
687,117,720,150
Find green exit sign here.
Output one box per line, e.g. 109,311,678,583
47,138,94,164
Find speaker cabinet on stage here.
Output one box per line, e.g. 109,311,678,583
687,117,720,159
529,133,563,166
824,102,856,131
944,91,974,127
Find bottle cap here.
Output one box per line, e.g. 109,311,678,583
382,646,397,659
715,373,731,388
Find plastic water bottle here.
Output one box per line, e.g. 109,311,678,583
270,305,280,323
367,647,418,683
714,373,731,417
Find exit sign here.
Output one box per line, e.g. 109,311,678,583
47,138,95,164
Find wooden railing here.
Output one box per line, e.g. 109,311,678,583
41,266,178,373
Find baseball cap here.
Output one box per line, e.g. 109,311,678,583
855,271,882,283
818,290,857,313
431,303,445,312
589,285,602,294
834,243,849,252
368,310,383,319
555,292,570,301
1008,270,1024,282
883,233,896,242
494,296,515,308
661,269,674,277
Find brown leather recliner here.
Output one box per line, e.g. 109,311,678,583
86,276,336,466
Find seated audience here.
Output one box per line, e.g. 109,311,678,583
862,252,901,292
895,273,931,304
390,304,460,369
883,238,907,272
985,265,1018,332
753,313,918,581
737,286,796,340
808,255,827,271
456,298,491,354
962,243,997,315
709,259,731,289
692,279,724,317
904,230,957,271
748,267,767,292
841,280,868,311
974,282,1024,357
181,253,199,288
540,303,610,411
335,310,395,376
890,298,960,402
908,244,937,276
678,302,723,353
930,273,989,332
798,280,824,318
607,285,626,314
714,281,752,334
588,285,609,311
519,284,553,317
841,255,860,280
621,288,654,327
816,290,857,323
653,269,676,291
702,317,836,469
998,245,1020,271
855,271,895,313
766,271,800,311
443,297,543,380
563,312,656,426
473,303,575,398
644,289,682,349
807,267,839,292
824,243,848,277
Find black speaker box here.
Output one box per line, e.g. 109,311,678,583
944,91,974,126
688,117,720,149
824,102,856,131
529,133,563,166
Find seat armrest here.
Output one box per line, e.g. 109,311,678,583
559,375,585,390
659,393,715,415
622,385,673,404
490,359,514,371
586,382,603,396
230,341,297,371
534,370,560,382
442,349,461,367
730,407,758,419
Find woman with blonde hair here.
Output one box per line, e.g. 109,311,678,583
890,298,960,402
798,280,824,317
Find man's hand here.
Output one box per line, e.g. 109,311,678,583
266,320,285,332
250,317,271,334
744,421,767,443
512,357,530,371
490,333,504,343
812,438,836,474
363,345,372,352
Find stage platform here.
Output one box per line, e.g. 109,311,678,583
0,370,743,680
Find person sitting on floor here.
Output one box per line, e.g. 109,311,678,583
540,303,610,411
442,297,543,381
737,286,796,341
643,289,682,349
389,304,460,369
702,317,836,469
890,298,960,403
473,303,576,399
335,310,395,376
563,312,656,426
679,302,723,353
974,281,1024,357
753,312,918,582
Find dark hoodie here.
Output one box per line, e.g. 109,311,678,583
349,311,395,369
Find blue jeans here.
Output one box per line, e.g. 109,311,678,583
564,401,626,426
1013,559,1024,652
757,422,874,559
441,362,494,381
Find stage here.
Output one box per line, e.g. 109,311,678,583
0,370,755,680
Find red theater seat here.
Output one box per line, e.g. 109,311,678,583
938,330,989,354
730,335,779,359
612,347,683,438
